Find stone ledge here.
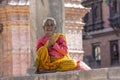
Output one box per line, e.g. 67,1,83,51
1,67,120,80
108,67,120,80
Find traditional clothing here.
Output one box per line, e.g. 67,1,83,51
34,33,90,72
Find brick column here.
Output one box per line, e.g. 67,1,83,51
27,0,64,74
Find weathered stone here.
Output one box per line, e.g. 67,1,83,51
0,76,38,80
1,67,120,80
27,67,36,75
108,67,120,80
48,0,65,33
79,68,108,80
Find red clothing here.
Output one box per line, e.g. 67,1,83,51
36,34,68,58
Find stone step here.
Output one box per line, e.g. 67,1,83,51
0,67,120,80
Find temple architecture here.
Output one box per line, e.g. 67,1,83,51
0,5,30,76
64,0,89,61
0,0,89,77
0,0,120,80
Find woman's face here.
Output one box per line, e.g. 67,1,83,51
43,19,56,37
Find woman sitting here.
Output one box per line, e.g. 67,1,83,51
34,17,91,73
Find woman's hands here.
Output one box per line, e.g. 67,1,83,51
47,36,55,49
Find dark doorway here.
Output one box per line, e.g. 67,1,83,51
110,40,119,65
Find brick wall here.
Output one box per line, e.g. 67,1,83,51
83,32,120,68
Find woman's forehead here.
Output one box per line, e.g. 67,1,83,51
45,19,55,25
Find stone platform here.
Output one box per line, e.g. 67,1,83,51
0,67,120,80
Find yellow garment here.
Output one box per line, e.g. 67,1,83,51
34,33,77,71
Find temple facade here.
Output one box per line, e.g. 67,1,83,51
0,0,89,77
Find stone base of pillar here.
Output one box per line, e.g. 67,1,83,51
27,67,36,75
69,50,84,61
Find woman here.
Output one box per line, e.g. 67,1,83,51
34,17,91,73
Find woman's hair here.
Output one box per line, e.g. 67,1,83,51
42,17,56,27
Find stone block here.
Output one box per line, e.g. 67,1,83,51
27,67,36,75
108,67,120,80
34,71,80,80
1,67,120,80
57,71,79,80
0,76,38,80
79,68,108,80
